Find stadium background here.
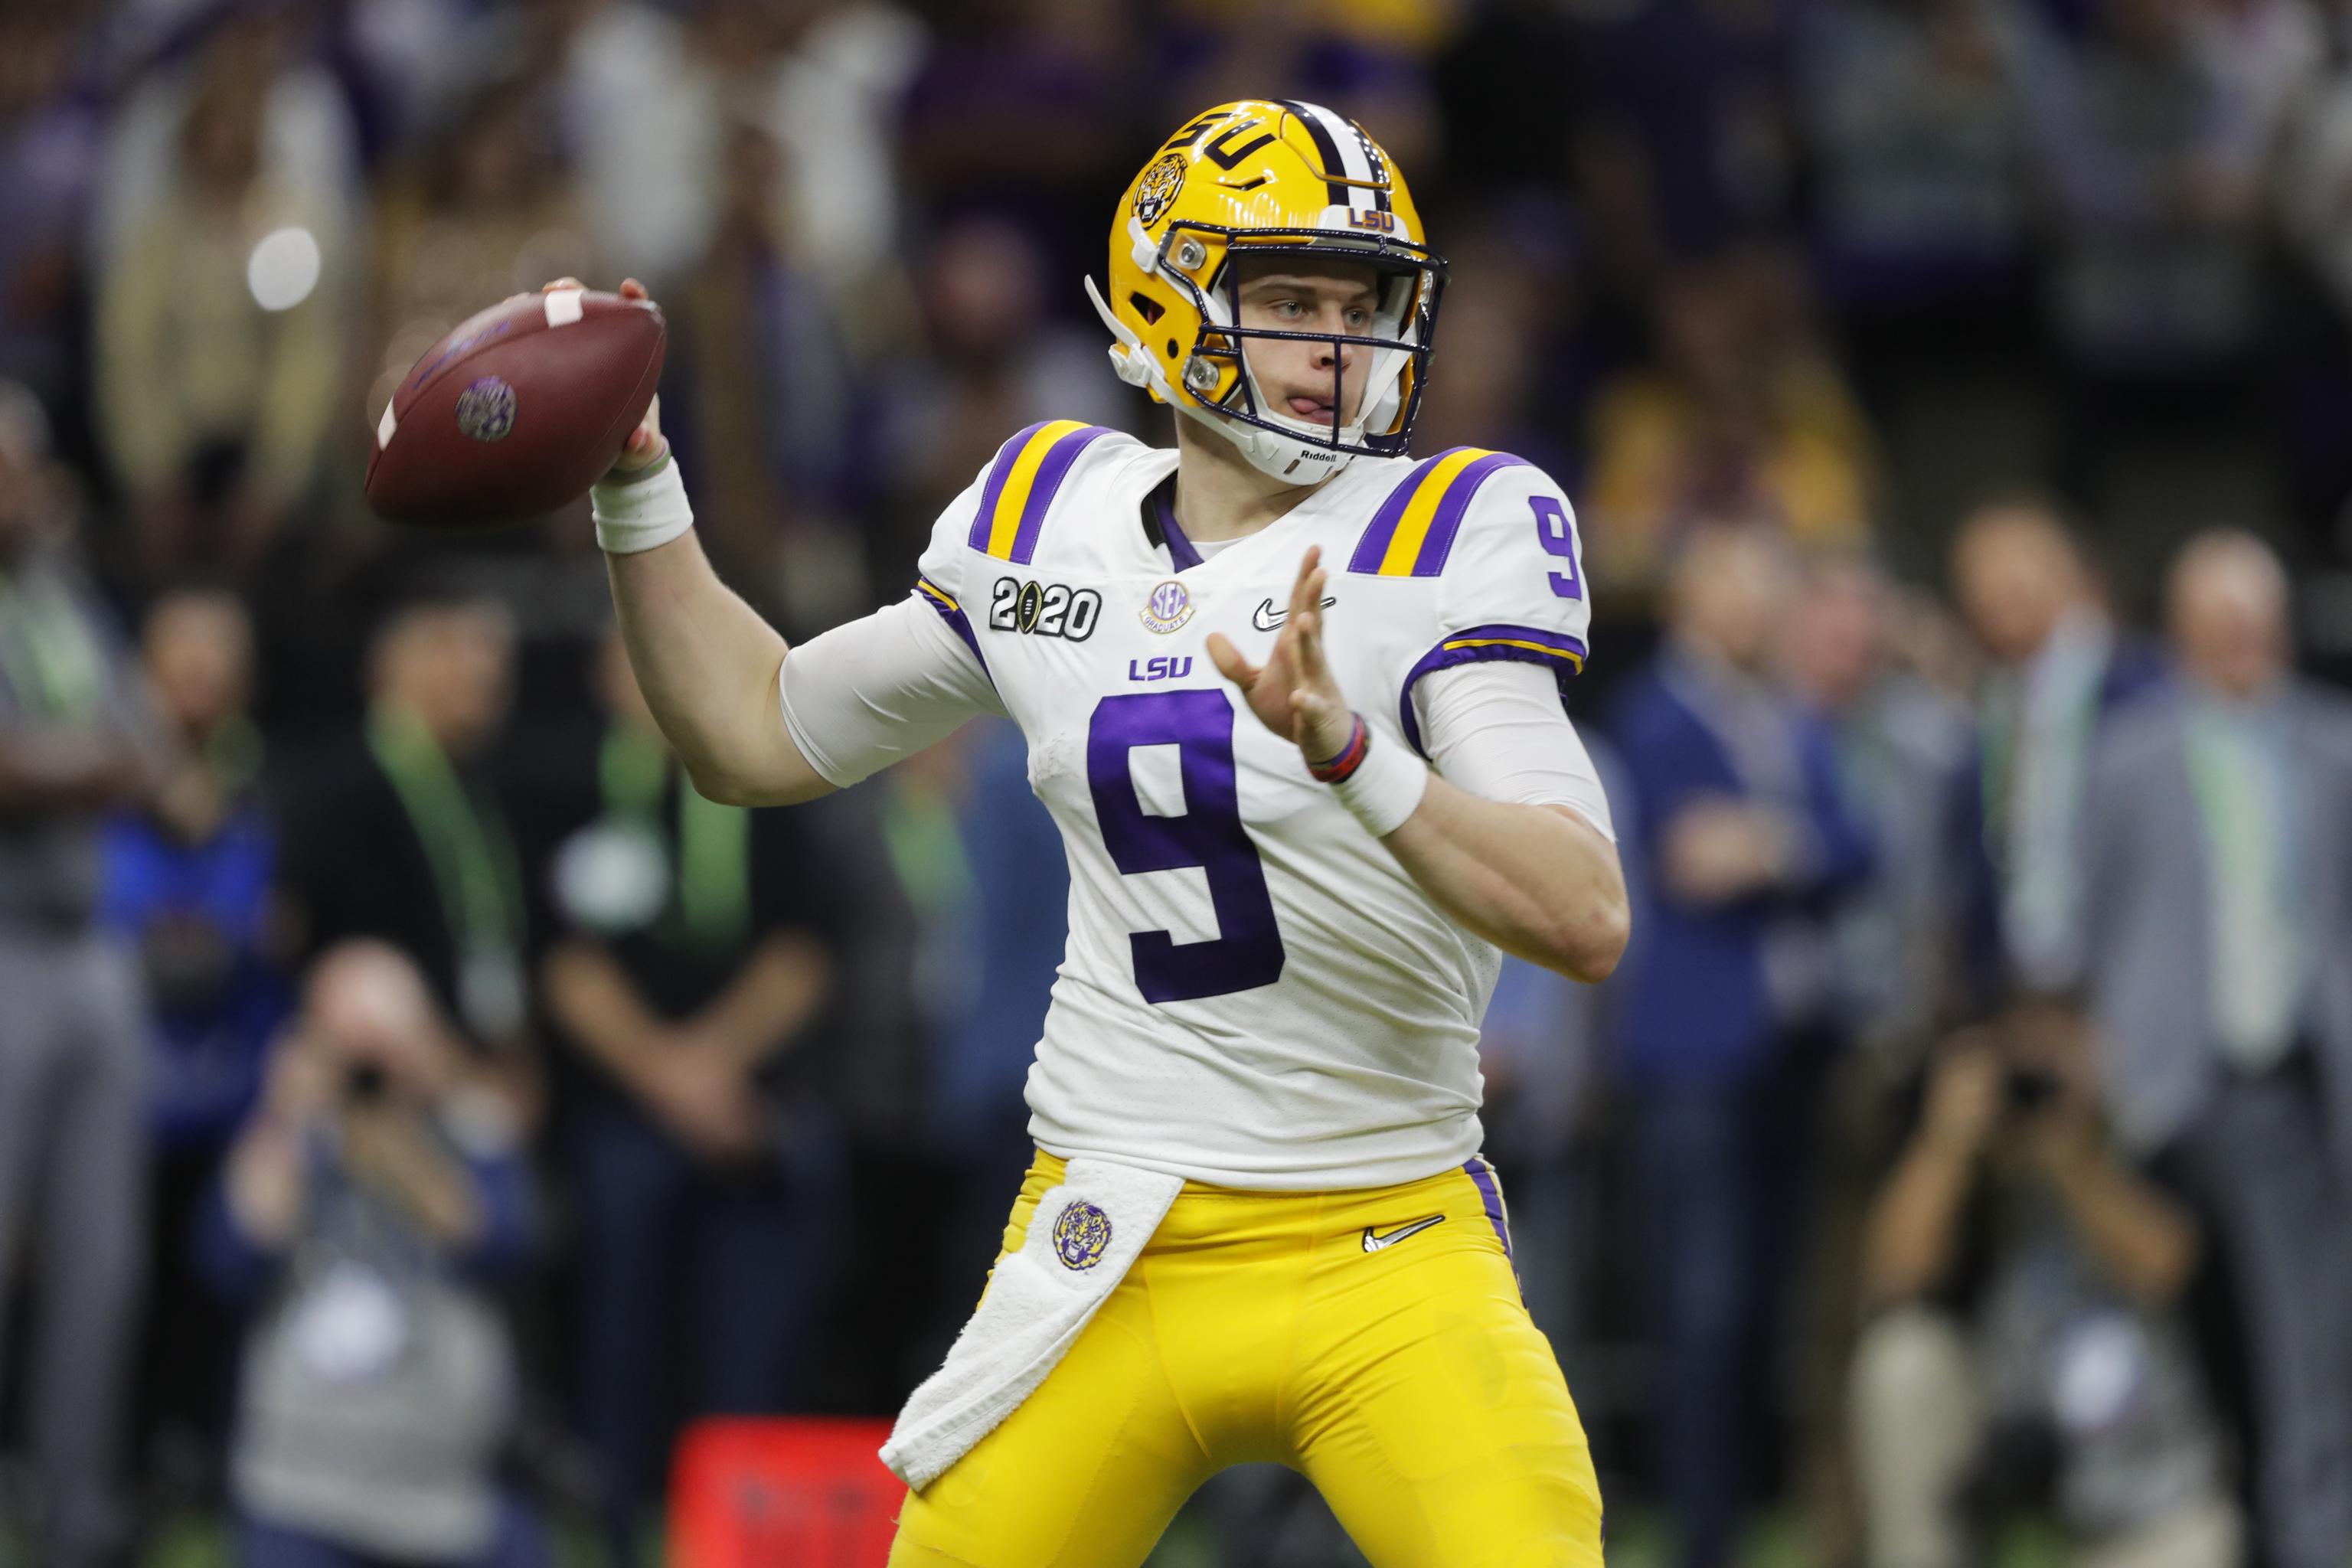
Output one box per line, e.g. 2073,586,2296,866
2,0,2349,1564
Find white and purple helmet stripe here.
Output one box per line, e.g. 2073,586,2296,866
1279,100,1389,214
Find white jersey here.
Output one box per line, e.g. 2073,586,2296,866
891,420,1597,1190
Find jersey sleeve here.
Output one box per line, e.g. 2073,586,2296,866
910,465,992,678
1390,456,1592,759
779,595,1004,787
1416,660,1616,839
777,452,1027,789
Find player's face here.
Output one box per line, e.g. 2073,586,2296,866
1230,257,1383,433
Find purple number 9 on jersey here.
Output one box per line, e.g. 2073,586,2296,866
1533,495,1583,601
1086,690,1287,1003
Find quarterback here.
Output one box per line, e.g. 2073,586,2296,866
574,100,1626,1565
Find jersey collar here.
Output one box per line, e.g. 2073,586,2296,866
1142,475,1206,573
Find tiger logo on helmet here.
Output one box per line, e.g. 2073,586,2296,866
1085,100,1448,484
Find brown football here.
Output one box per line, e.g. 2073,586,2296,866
364,288,665,528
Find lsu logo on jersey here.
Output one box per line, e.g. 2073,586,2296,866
1127,655,1194,682
1052,1200,1113,1271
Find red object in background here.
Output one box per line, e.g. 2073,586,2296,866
364,287,665,530
669,1417,906,1567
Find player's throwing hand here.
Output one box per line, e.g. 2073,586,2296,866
1208,546,1356,766
539,276,668,475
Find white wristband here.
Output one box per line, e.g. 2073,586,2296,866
1329,727,1428,838
590,452,694,554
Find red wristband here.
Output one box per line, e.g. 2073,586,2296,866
1308,713,1370,784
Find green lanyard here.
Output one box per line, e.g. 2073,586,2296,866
1978,680,2096,857
597,724,751,951
879,773,972,920
0,568,103,720
2183,710,2284,910
365,704,524,959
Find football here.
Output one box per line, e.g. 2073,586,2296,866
364,288,665,528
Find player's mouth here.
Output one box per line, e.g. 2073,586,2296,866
1285,394,1336,423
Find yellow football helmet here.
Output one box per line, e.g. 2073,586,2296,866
1084,100,1448,482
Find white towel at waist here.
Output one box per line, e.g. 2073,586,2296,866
880,1155,1184,1491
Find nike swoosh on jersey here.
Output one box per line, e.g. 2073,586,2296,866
1361,1214,1446,1253
1253,595,1338,632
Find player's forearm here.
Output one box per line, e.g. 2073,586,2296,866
596,465,833,805
1382,776,1628,983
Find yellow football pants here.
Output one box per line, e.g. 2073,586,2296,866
888,1148,1605,1567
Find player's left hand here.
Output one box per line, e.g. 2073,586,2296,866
1209,547,1356,765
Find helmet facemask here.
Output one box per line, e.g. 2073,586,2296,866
1089,218,1449,483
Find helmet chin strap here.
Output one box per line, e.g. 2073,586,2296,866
1085,272,1376,485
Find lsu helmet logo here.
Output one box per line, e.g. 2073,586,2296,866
1052,1200,1114,1271
1132,152,1187,228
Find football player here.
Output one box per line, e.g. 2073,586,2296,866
572,99,1625,1565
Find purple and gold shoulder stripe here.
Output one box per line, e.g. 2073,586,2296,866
915,576,990,678
1348,447,1530,578
969,420,1118,565
1396,622,1588,757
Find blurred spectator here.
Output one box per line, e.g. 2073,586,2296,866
763,0,927,292
1782,555,1976,1556
2278,1,2352,322
1853,1006,2236,1568
665,120,863,632
1583,247,1879,595
877,214,1132,573
2274,0,2352,534
1154,0,1445,177
341,0,489,149
366,76,597,435
2008,0,2280,380
808,737,981,1410
276,594,531,1057
1610,524,1872,1568
94,34,351,582
921,717,1065,1194
197,941,540,1568
555,0,921,294
1564,0,1798,258
102,588,289,1475
1476,751,1625,1357
1408,214,1595,485
1795,0,2027,323
532,630,836,1562
1949,496,2163,998
897,0,1136,288
891,717,1070,1375
2082,531,2352,1568
0,8,102,416
90,5,362,272
0,380,162,1568
1786,554,1974,1059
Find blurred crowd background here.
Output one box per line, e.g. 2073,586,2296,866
7,0,2352,1566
